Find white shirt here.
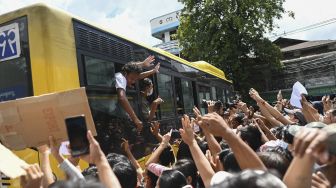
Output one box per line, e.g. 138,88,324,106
115,72,127,91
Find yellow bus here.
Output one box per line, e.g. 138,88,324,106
0,3,232,187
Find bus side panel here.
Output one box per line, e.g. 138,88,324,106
28,5,80,95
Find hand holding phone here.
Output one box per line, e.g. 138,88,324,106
65,115,90,157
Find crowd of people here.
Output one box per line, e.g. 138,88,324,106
14,57,336,188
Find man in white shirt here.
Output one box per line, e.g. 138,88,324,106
115,55,160,133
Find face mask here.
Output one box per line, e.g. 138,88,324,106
147,88,153,96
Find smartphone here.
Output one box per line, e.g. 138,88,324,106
65,115,90,157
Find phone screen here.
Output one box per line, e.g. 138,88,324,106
65,115,90,157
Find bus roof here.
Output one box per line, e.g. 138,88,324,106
0,3,232,83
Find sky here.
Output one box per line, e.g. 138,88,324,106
0,0,336,46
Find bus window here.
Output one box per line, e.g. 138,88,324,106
0,18,31,102
174,78,194,115
157,74,175,119
174,77,184,115
216,87,225,102
198,86,211,114
181,79,194,114
84,56,114,87
211,87,216,100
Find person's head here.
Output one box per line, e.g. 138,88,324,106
155,145,175,166
145,170,158,188
176,141,193,160
230,113,244,129
157,170,187,188
228,102,238,113
270,126,284,140
264,146,293,163
140,78,154,96
222,152,241,173
49,180,105,188
173,159,198,187
258,151,290,178
323,109,336,125
121,62,143,86
106,153,137,188
293,111,307,126
312,101,324,115
238,126,263,151
214,101,224,115
211,170,286,188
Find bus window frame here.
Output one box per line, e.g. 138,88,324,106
0,16,34,100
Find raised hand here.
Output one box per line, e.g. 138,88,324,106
86,130,105,165
153,97,164,105
142,55,155,68
121,138,130,153
294,128,328,161
277,90,283,101
48,136,60,155
150,121,160,136
201,113,232,138
249,88,262,102
154,62,160,73
20,164,44,188
179,114,195,146
207,101,215,113
193,106,202,121
162,129,172,147
312,171,331,188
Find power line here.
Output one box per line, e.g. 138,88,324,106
270,18,336,39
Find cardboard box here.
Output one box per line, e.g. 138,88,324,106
0,87,97,150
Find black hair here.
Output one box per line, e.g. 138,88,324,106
197,140,209,155
140,78,153,91
146,170,159,188
218,148,231,164
282,125,294,144
49,180,105,188
176,141,193,160
157,145,175,166
223,152,241,173
258,151,290,179
158,170,187,188
232,113,244,126
239,126,263,151
332,109,336,116
264,146,293,163
106,153,137,188
121,62,143,74
82,166,99,181
214,100,223,112
173,159,198,187
211,170,285,188
112,163,137,188
293,111,307,126
312,101,324,115
270,126,284,140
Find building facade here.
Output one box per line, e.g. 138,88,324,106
261,37,336,101
150,10,181,56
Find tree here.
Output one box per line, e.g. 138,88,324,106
177,0,293,98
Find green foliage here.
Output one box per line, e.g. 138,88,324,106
177,0,293,98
